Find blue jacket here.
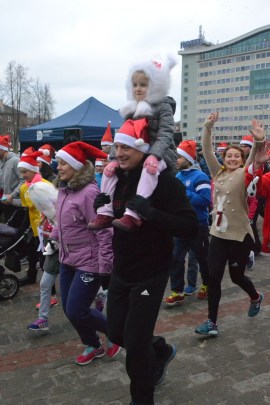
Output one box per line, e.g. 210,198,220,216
176,164,211,225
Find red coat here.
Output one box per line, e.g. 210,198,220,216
256,172,270,252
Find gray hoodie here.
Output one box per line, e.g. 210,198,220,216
0,152,24,198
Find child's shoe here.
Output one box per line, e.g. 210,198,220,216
88,215,114,230
27,318,49,331
112,215,142,232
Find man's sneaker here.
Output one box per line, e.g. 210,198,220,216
88,215,114,230
195,319,218,336
27,318,49,331
94,290,107,312
112,215,142,232
75,345,105,365
36,297,59,310
247,251,255,270
248,292,264,317
163,291,185,306
184,285,197,296
197,284,208,300
106,341,121,358
154,344,177,386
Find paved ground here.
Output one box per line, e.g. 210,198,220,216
1,252,270,405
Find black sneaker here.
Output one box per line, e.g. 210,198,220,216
154,344,177,385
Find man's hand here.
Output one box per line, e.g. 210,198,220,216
126,195,151,220
93,193,111,212
143,155,158,175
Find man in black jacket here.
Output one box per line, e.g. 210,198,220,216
95,119,198,405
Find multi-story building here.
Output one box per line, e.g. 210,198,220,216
178,25,270,145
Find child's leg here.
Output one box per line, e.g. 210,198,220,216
39,271,58,320
125,160,167,219
97,173,118,217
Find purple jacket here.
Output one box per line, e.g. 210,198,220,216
50,164,113,275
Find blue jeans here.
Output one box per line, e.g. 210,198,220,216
169,224,209,292
60,264,107,347
39,271,58,320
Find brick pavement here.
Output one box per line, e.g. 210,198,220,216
0,254,270,404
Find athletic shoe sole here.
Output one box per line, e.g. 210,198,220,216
155,344,177,386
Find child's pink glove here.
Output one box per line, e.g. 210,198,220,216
143,155,159,175
104,161,119,177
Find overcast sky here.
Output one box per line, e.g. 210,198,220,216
1,0,270,122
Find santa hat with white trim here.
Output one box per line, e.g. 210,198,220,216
114,119,150,153
217,142,228,152
95,158,104,167
177,140,197,164
101,121,113,146
55,141,108,171
37,144,56,165
0,135,12,151
18,150,50,173
21,146,35,156
240,135,253,147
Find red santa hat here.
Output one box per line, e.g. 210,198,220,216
37,144,56,165
21,146,35,156
18,150,50,173
240,135,253,147
217,142,228,152
55,141,108,170
101,121,113,146
177,140,197,164
114,119,150,153
95,158,104,167
0,135,12,151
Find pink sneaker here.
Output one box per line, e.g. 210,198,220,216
112,215,142,232
88,215,114,230
75,345,105,365
107,342,121,358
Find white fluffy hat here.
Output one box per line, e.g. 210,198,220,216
125,54,177,105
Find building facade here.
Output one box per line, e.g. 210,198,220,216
178,25,270,145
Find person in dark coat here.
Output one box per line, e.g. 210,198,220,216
95,118,198,405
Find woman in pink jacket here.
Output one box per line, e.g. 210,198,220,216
51,141,120,365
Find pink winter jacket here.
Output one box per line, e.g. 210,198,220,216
50,165,113,275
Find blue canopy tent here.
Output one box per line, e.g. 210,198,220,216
19,97,123,149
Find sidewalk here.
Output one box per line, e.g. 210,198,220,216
1,254,270,404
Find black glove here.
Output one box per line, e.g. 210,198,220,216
126,195,151,220
93,193,111,212
100,274,111,290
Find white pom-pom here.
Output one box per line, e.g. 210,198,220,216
135,138,145,146
42,149,50,156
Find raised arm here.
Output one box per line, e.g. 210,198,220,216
201,112,222,177
245,119,266,167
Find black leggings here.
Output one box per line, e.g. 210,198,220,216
208,234,258,324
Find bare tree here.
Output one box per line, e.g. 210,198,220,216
29,79,55,125
2,61,30,150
